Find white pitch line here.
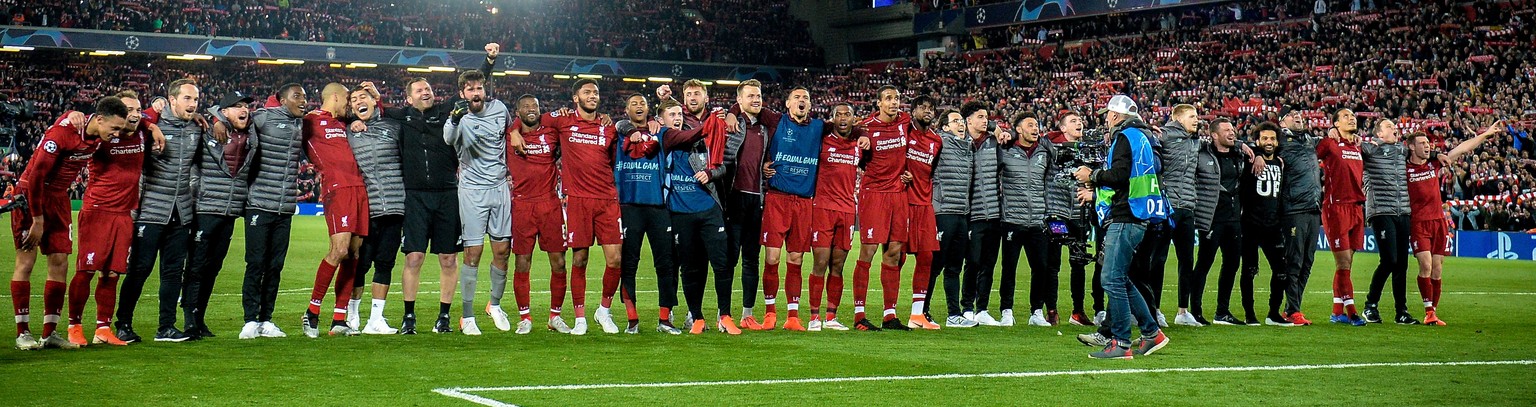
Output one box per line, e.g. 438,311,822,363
434,359,1535,406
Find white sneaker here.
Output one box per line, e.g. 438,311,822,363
594,307,619,334
945,315,977,328
822,320,849,331
963,311,977,323
15,333,41,350
238,321,260,339
485,304,512,332
1173,311,1203,327
259,322,287,338
301,314,321,338
363,318,398,335
1155,310,1169,328
571,318,589,335
1093,311,1106,326
548,317,572,333
807,319,823,332
346,301,360,329
515,319,532,335
999,309,1016,326
460,317,482,336
974,311,1002,326
1027,309,1051,327
328,324,359,336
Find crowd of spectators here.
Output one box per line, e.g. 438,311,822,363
2,0,823,66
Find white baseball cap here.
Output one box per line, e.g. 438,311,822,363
1098,95,1139,115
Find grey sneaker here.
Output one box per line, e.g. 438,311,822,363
1155,310,1169,328
945,315,978,328
1077,332,1111,347
328,324,360,337
1131,331,1169,356
1089,340,1134,359
547,317,572,333
42,332,80,349
15,333,42,350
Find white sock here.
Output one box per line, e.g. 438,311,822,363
911,301,925,316
348,298,361,312
742,307,753,317
370,299,386,321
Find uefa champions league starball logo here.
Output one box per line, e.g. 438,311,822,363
125,36,140,50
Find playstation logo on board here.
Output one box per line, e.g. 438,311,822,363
125,36,140,50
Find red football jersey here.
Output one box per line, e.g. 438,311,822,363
302,110,366,191
904,126,940,206
1407,160,1444,222
858,112,912,193
1317,136,1364,205
508,120,561,201
17,113,101,211
542,110,618,200
814,133,860,214
82,127,147,213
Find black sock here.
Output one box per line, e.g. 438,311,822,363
439,302,451,317
404,301,416,318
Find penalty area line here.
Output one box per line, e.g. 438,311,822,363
433,359,1535,406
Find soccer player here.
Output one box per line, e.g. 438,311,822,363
655,99,739,334
1317,108,1367,326
299,83,370,338
1231,122,1286,326
237,83,307,339
120,79,204,342
1359,118,1412,325
854,85,914,331
615,94,679,334
926,108,978,328
506,94,569,334
345,84,406,334
809,104,862,332
756,86,831,332
67,91,150,347
443,67,512,336
997,111,1054,327
185,92,256,339
1186,119,1250,326
1045,111,1099,326
12,97,125,350
1269,107,1323,326
962,101,1004,328
900,96,942,330
510,78,618,336
1407,122,1500,326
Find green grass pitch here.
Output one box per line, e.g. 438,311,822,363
1,213,1533,406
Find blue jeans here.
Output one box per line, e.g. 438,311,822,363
1102,222,1160,344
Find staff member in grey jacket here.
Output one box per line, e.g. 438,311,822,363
1359,119,1410,324
997,112,1055,327
346,85,406,334
926,109,975,328
238,83,308,338
118,79,202,343
960,101,1005,326
1183,118,1251,327
1269,107,1323,326
186,92,256,340
1142,104,1204,327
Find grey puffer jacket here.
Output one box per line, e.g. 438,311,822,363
931,130,973,216
136,113,201,225
1159,120,1199,212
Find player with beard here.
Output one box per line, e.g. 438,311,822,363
508,78,618,336
1406,122,1501,326
996,111,1055,328
898,96,942,330
1227,123,1284,326
506,94,570,334
234,83,307,340
1268,108,1324,326
442,64,512,336
66,91,152,346
12,97,125,350
613,94,679,334
299,83,370,338
853,85,914,331
756,86,840,331
345,84,406,334
184,92,257,339
1318,109,1367,326
808,104,862,331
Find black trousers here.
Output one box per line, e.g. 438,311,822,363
1189,220,1241,315
1275,211,1320,315
622,204,676,313
926,214,970,316
1000,223,1051,312
724,191,763,310
1367,214,1410,314
1238,219,1284,318
242,211,292,323
1047,218,1095,313
1144,208,1195,311
1091,221,1106,313
184,214,239,331
355,215,405,289
118,213,192,331
963,219,1003,313
674,206,733,319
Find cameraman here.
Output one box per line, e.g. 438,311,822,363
1071,95,1169,359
